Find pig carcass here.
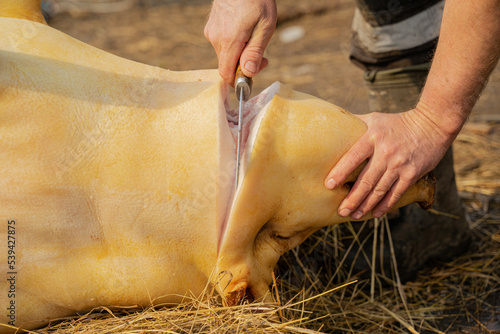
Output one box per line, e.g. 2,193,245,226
0,4,435,333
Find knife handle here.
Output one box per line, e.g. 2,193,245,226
234,63,252,101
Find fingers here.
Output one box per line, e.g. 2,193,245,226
335,150,418,219
218,44,270,85
372,177,414,218
353,174,397,219
338,158,393,219
204,18,246,84
204,0,244,84
218,42,246,85
239,16,276,78
325,134,373,190
326,112,429,220
325,111,451,220
347,173,400,219
204,0,277,85
239,48,267,78
339,169,414,220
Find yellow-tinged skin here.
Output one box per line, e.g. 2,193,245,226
218,84,434,301
0,16,235,332
0,3,434,332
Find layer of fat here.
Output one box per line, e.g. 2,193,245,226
217,82,281,252
239,82,282,183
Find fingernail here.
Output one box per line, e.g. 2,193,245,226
374,211,383,218
352,211,363,220
339,208,351,217
326,178,337,189
244,61,258,74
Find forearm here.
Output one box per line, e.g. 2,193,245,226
417,0,500,145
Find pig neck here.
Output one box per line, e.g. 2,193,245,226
0,0,46,24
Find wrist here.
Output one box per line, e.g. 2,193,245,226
412,99,466,146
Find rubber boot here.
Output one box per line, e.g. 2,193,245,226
342,63,472,282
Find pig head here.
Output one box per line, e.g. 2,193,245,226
216,83,435,304
0,4,434,332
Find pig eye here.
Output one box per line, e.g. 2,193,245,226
271,232,289,241
269,232,292,254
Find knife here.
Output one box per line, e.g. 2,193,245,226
234,63,252,190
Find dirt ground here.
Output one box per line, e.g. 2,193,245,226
43,0,499,332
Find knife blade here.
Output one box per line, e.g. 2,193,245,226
234,63,252,190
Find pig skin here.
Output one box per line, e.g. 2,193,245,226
0,9,435,334
219,83,435,304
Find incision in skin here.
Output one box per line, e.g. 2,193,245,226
217,83,281,253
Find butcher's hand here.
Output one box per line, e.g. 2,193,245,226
324,104,452,220
324,0,500,220
204,0,277,85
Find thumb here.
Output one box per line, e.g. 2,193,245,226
239,23,275,77
240,43,265,77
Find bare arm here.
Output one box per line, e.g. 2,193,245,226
325,0,500,219
204,0,277,85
